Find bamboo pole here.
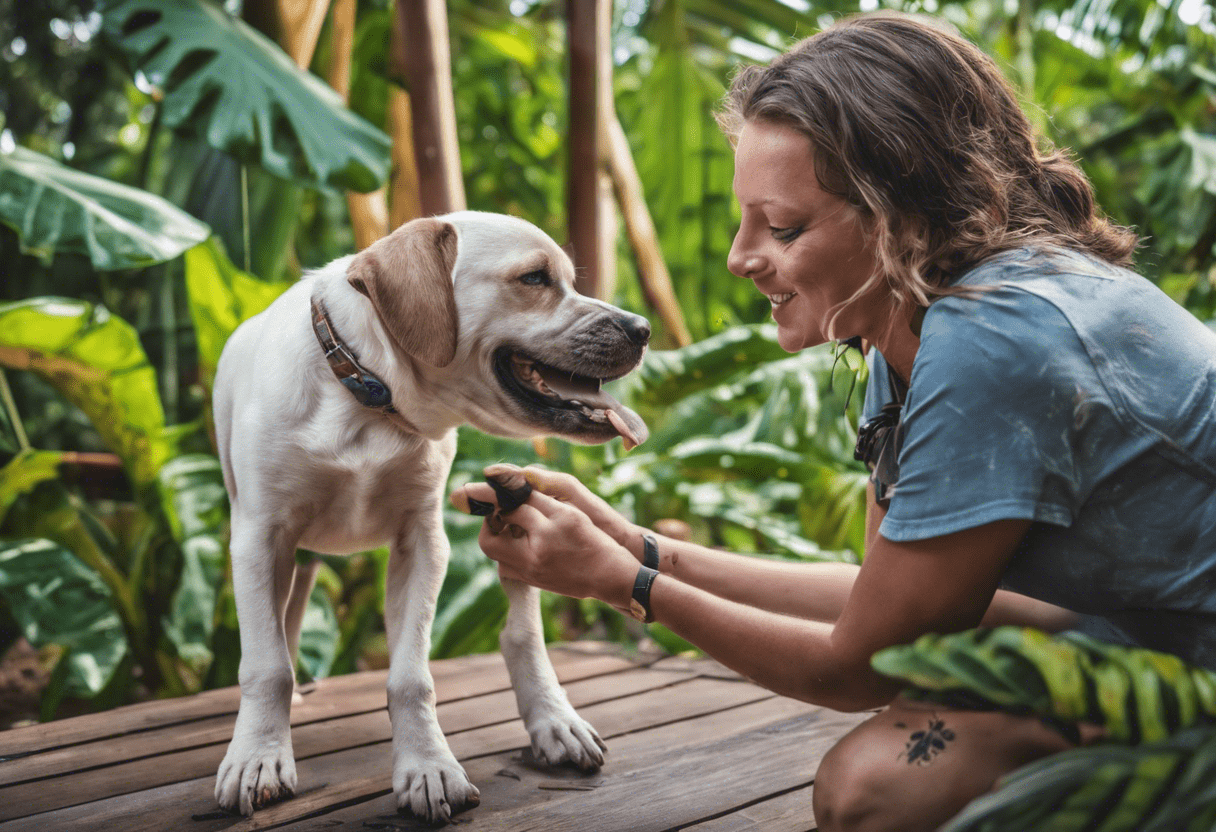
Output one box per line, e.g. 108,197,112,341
565,0,603,298
606,117,692,347
326,0,390,249
275,0,331,69
392,0,466,215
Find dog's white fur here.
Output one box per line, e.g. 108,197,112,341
212,212,649,821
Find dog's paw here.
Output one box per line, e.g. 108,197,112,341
393,751,480,825
214,738,297,816
528,710,607,772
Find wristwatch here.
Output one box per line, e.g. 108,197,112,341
630,565,659,623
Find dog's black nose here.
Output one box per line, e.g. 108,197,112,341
617,314,651,346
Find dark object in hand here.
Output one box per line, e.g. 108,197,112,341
483,463,533,514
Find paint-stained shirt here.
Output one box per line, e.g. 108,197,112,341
862,246,1216,670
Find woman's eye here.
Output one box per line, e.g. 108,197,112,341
519,270,550,286
770,226,803,243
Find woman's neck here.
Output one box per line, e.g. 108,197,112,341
870,307,920,384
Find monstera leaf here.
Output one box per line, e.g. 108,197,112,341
940,725,1216,832
101,0,391,192
873,627,1216,744
0,146,209,270
0,450,64,526
0,298,170,490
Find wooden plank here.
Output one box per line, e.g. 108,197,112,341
264,698,865,831
682,783,819,832
0,658,695,822
0,672,777,830
0,650,663,788
0,643,638,761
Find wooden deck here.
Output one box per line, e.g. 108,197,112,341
0,643,867,831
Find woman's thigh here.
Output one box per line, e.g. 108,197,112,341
812,695,1095,832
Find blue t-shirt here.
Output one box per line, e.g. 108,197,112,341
862,246,1216,669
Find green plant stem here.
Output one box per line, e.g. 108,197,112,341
0,369,31,452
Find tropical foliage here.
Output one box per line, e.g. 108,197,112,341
0,0,1212,734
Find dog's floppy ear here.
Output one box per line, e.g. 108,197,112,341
347,217,459,368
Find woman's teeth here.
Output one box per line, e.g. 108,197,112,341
767,292,796,308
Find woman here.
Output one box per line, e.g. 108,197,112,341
453,13,1216,832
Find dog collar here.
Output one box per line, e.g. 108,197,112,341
310,294,418,433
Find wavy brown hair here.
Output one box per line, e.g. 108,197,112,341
717,12,1138,321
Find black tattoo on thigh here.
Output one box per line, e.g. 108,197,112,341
900,717,955,766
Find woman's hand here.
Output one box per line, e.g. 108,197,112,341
452,479,640,611
511,467,645,558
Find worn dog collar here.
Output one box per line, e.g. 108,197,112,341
310,294,418,433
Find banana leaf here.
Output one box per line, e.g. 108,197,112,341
0,298,170,491
157,453,227,675
872,627,1216,744
0,146,209,270
940,724,1216,832
183,238,292,388
101,0,391,192
0,538,129,697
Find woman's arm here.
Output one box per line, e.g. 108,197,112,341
465,479,1044,712
503,468,1076,633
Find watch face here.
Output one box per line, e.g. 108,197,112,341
629,598,648,622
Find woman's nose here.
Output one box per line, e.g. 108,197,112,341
727,233,765,279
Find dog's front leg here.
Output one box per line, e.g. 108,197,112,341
215,517,300,816
500,577,606,771
385,508,480,824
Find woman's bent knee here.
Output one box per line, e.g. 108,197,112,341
813,699,1075,832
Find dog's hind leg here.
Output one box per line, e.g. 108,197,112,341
215,514,301,816
499,577,606,771
384,504,480,824
284,557,322,703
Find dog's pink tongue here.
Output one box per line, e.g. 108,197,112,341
536,368,649,450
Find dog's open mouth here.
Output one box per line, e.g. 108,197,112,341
494,348,649,449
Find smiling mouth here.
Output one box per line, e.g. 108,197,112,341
493,348,648,449
766,291,797,308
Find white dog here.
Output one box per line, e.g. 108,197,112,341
211,212,650,821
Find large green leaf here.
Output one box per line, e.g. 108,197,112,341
183,238,292,388
297,580,339,681
0,449,63,527
158,453,227,674
0,538,129,697
101,0,391,192
0,146,210,270
940,725,1216,832
873,627,1216,744
0,298,170,490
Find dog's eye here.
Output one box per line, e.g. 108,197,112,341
519,270,550,286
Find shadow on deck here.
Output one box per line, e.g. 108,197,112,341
0,643,866,832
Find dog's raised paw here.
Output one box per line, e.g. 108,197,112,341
393,753,480,825
214,739,297,816
529,712,607,772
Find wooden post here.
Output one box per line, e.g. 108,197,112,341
327,0,390,249
392,0,466,215
273,0,331,69
566,0,611,298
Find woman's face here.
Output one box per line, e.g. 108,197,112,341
727,119,883,353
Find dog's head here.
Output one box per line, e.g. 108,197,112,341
347,212,650,448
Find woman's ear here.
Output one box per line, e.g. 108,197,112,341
347,217,459,368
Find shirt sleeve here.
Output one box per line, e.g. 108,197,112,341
879,286,1111,542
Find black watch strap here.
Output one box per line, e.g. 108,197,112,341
642,534,660,570
630,566,659,623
